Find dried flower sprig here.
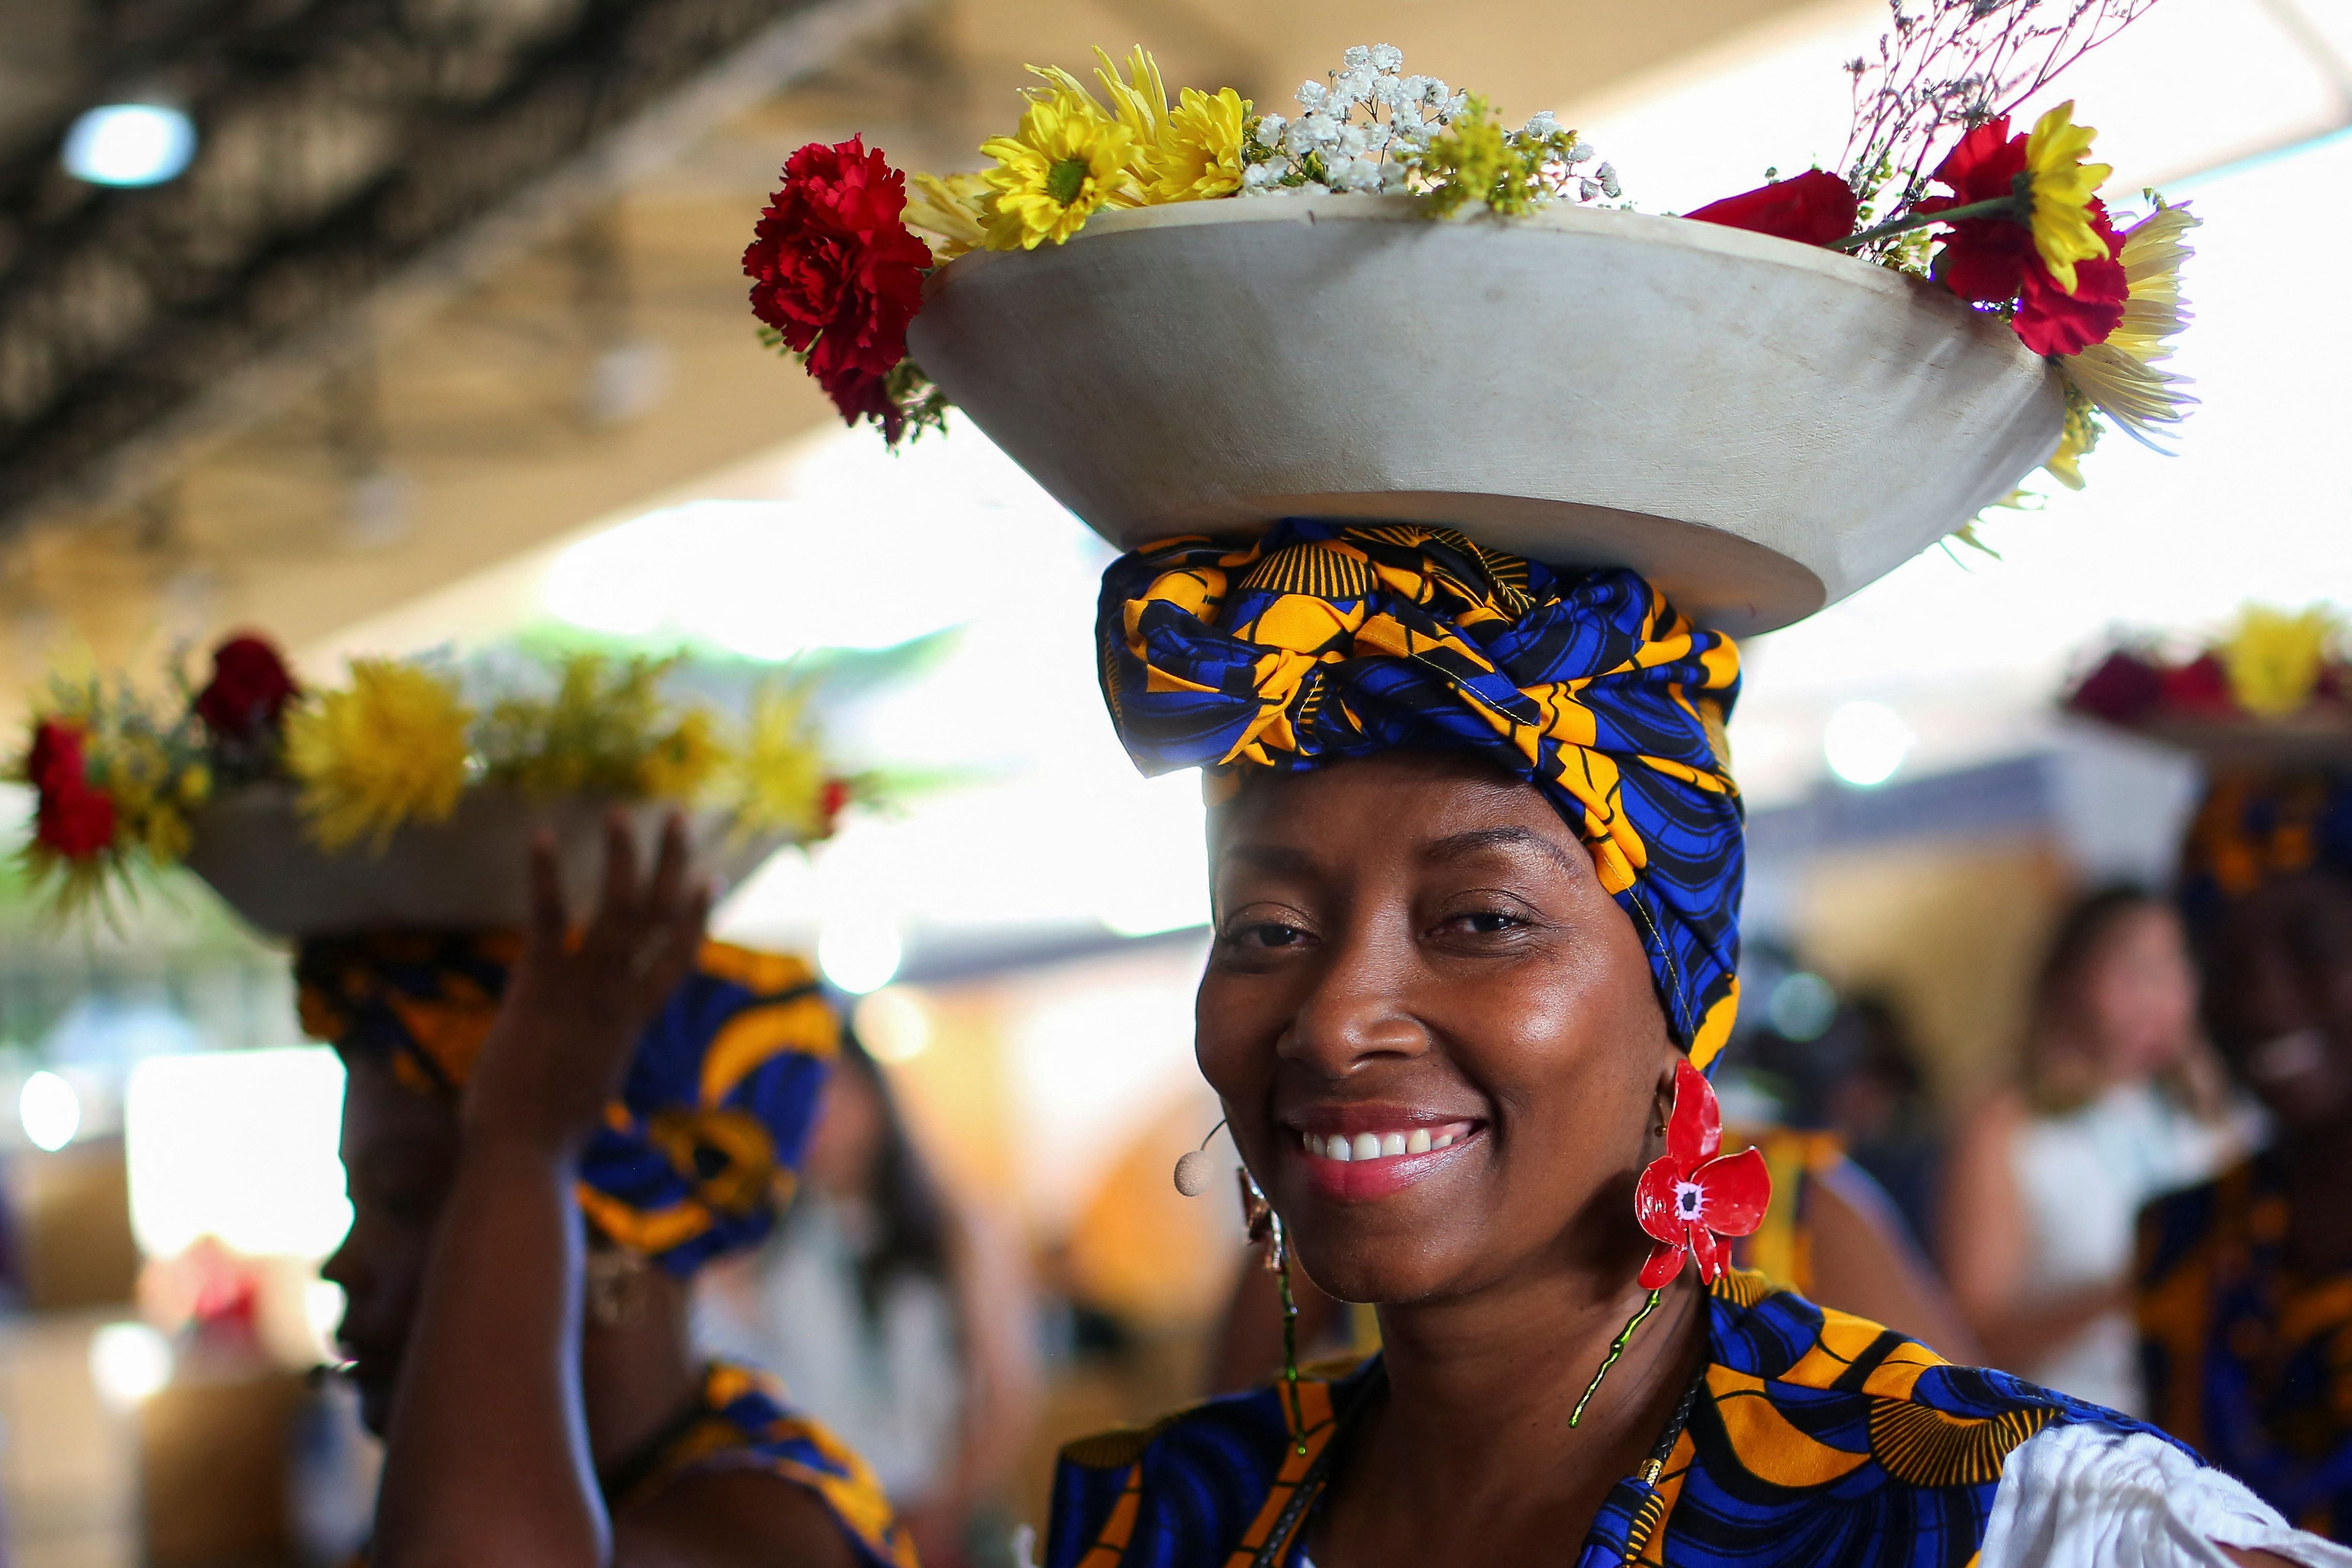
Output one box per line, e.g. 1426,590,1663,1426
1841,0,2158,259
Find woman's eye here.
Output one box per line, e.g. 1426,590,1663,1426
1228,920,1310,949
1443,909,1528,936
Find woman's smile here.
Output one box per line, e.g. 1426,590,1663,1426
1283,1106,1488,1200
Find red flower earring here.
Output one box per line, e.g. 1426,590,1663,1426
1636,1058,1771,1286
1570,1058,1771,1427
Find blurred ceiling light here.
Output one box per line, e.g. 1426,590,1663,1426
125,1048,353,1260
818,914,903,995
63,102,197,187
20,1070,80,1151
88,1321,173,1407
1823,701,1914,788
543,500,968,660
853,987,932,1063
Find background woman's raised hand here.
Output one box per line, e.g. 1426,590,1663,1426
464,813,711,1154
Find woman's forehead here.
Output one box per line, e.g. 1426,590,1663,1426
1211,756,1585,871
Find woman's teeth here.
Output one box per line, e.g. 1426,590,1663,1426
1301,1125,1469,1161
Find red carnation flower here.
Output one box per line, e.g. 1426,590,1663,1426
2066,650,2165,725
1685,170,1860,247
195,633,299,742
1634,1059,1770,1288
745,137,933,431
817,777,852,834
2162,653,2235,716
2013,202,2126,357
27,720,117,860
1916,117,2126,357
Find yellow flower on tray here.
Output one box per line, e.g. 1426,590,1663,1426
2057,201,2198,448
2221,604,2342,719
2021,101,2114,296
729,681,827,838
981,86,1145,250
640,708,726,801
1149,86,1253,203
286,659,474,851
904,171,993,260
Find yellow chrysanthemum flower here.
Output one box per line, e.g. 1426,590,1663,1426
640,708,727,802
2221,604,2342,719
904,171,993,260
728,682,828,839
286,659,474,851
1036,47,1168,150
2057,201,2198,446
2022,102,2113,296
980,87,1144,250
1148,86,1252,203
2040,393,2102,491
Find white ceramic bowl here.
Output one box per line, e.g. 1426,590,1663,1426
182,785,787,938
907,194,2064,635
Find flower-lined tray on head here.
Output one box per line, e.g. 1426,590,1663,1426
14,636,856,935
2066,605,2352,765
746,19,2195,632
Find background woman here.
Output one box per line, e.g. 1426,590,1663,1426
696,1032,1041,1568
320,817,912,1567
1940,886,2249,1411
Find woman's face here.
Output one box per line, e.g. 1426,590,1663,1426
2203,872,2352,1131
802,1061,885,1198
320,1056,461,1436
1195,752,1678,1307
2077,904,2199,1079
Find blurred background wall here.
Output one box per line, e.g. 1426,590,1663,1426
0,0,2348,1560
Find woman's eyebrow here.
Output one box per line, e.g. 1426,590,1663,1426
1216,841,1319,876
1423,825,1581,875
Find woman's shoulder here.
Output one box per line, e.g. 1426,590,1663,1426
1044,1355,1379,1568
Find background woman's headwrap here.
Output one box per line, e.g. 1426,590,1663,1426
2179,768,2352,938
296,934,837,1275
1098,520,1745,1066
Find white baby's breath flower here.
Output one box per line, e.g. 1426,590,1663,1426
1343,44,1372,69
1369,43,1403,72
1401,74,1435,104
1442,90,1469,119
1371,73,1406,109
1596,161,1621,197
1336,68,1377,106
1336,124,1370,159
1379,161,1413,193
1242,162,1283,191
1566,139,1595,165
1297,80,1328,111
1334,157,1386,192
1579,177,1600,201
1362,123,1392,153
1254,114,1286,148
1523,111,1560,140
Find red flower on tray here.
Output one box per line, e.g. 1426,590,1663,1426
744,136,934,442
1915,116,2127,358
1684,170,1860,247
1634,1058,1770,1287
194,633,299,743
27,721,117,860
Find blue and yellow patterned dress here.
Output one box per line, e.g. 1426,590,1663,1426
1046,1271,2176,1568
2139,1153,2352,1542
606,1361,917,1566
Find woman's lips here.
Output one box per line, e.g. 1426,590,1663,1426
1285,1119,1482,1201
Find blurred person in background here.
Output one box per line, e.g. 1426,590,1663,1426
2137,771,2352,1539
1940,885,2248,1413
317,819,913,1567
696,1031,1040,1568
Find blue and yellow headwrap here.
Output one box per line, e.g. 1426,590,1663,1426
2179,769,2352,938
1098,520,1745,1067
296,934,838,1275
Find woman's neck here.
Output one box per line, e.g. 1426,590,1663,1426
578,1269,706,1475
1316,1262,1709,1565
2275,1126,2352,1277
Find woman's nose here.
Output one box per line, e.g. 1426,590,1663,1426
1277,919,1430,1075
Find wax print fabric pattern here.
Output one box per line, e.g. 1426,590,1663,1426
2178,770,2352,938
296,933,838,1274
1045,1272,2183,1568
1098,520,1746,1064
609,1361,919,1568
2139,1153,2352,1540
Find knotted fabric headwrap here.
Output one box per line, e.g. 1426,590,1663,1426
296,934,838,1275
1099,520,1746,1067
2179,769,2352,939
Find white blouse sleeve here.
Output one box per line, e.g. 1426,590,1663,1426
1982,1423,2352,1568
